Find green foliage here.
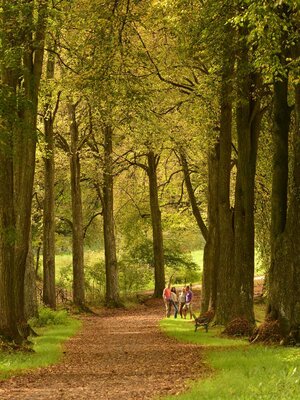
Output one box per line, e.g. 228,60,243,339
84,261,106,302
232,0,300,84
29,307,69,327
165,255,201,285
118,260,153,293
57,263,73,288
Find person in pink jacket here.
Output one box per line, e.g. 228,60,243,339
162,284,171,317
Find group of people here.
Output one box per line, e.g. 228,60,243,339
162,284,193,319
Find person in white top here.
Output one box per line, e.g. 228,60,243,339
170,287,178,318
178,287,186,318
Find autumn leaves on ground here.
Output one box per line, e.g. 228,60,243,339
0,297,208,400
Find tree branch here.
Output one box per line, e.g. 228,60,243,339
83,212,102,238
134,26,195,93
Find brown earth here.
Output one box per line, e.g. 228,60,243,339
0,298,208,400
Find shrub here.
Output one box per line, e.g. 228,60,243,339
29,307,69,327
118,260,153,293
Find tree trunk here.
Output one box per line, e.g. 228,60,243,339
103,125,120,306
0,84,19,340
266,43,299,338
43,51,56,309
24,236,38,320
266,83,299,339
68,103,85,308
180,152,208,241
180,152,214,312
233,45,260,324
202,143,220,312
180,148,219,313
147,151,165,298
0,1,47,342
267,77,291,322
215,52,235,324
283,83,300,333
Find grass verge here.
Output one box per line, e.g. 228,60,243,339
0,316,81,380
160,317,300,400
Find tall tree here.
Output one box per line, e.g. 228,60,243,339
42,46,60,309
0,0,48,342
56,100,87,308
231,34,261,324
266,3,300,339
147,151,165,298
102,125,120,306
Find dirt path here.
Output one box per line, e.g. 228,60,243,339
0,298,208,400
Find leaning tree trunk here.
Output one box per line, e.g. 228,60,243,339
147,151,165,298
103,125,120,307
180,150,219,313
43,50,57,309
68,103,85,308
180,152,208,241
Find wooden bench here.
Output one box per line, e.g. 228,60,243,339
193,309,215,333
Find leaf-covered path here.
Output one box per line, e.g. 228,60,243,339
0,299,207,399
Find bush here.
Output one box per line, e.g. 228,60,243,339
119,260,153,293
84,261,106,303
29,307,69,327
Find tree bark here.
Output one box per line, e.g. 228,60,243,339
102,125,120,306
24,236,38,320
267,77,291,324
180,152,208,241
215,51,235,324
202,143,220,312
68,103,85,308
43,50,56,309
0,80,19,339
232,43,260,324
147,151,165,298
266,36,299,336
0,1,48,342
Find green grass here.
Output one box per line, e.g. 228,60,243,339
0,317,81,380
160,318,247,347
160,317,300,400
191,250,204,270
55,253,73,272
55,250,104,276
